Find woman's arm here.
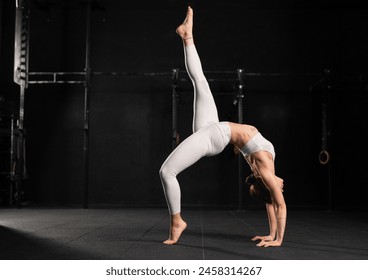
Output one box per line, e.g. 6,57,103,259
256,166,287,247
251,203,277,242
259,185,287,247
266,203,277,239
271,188,287,246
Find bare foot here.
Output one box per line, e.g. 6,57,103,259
163,217,187,245
176,6,194,45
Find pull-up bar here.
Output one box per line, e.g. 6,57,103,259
27,70,330,84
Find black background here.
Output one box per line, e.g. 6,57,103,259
0,0,367,210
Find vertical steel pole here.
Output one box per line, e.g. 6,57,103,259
325,70,332,212
172,69,179,150
13,0,29,208
16,86,25,208
10,117,15,205
237,69,245,210
83,0,92,209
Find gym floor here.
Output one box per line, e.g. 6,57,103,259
0,208,367,260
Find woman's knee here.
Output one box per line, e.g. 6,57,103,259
159,164,176,182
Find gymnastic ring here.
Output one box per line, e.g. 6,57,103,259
319,150,330,165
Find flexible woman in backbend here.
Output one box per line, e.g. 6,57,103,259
159,7,286,247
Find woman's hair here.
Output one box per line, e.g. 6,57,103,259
246,174,272,204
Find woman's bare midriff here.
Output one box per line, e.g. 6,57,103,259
228,122,259,148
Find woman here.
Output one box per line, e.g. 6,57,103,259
159,7,286,247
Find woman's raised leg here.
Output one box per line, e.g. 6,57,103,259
176,7,219,133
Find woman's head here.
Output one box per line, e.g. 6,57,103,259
246,174,272,204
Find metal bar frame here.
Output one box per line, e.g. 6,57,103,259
171,69,179,150
83,0,92,209
13,0,30,208
236,69,245,211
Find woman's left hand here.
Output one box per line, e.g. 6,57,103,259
256,240,282,247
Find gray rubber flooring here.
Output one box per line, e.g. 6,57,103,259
0,208,367,260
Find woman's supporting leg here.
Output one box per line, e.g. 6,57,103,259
159,129,209,245
159,123,228,244
176,7,219,133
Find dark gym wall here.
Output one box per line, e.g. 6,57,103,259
0,0,367,209
0,0,2,53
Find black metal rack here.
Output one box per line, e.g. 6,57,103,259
0,102,19,206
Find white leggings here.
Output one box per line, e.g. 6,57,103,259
159,45,231,215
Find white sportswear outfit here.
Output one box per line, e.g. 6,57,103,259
239,133,276,161
159,45,275,215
